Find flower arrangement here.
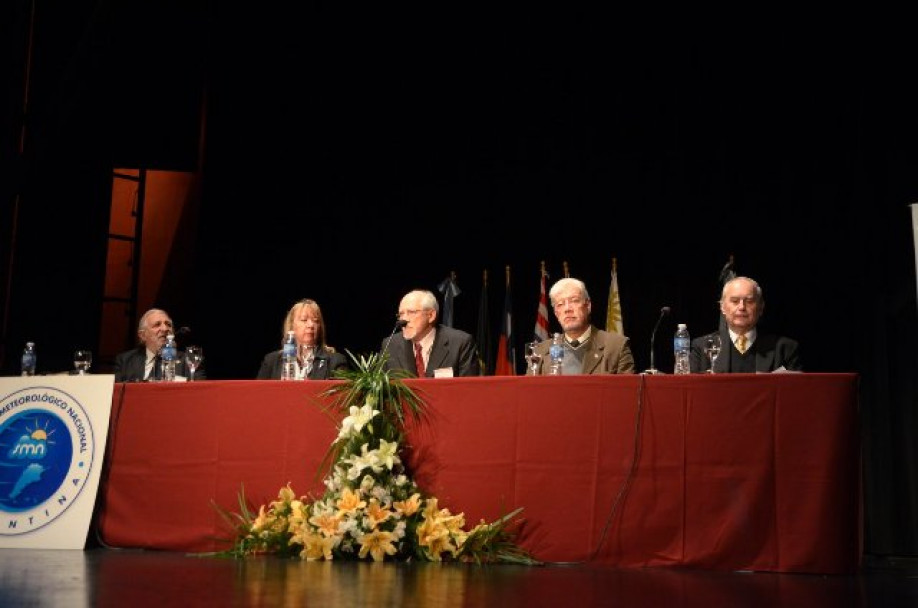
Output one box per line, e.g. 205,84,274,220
215,352,539,565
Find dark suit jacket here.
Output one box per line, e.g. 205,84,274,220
113,345,206,382
527,326,636,375
256,347,348,380
690,329,802,373
381,325,480,377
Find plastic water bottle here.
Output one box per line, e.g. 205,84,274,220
161,334,177,382
673,323,691,375
281,331,297,381
548,333,565,376
21,341,36,376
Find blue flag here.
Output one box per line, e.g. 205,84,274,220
438,272,461,328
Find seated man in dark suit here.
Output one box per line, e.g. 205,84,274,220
381,289,480,378
690,276,801,373
257,298,348,380
114,308,205,381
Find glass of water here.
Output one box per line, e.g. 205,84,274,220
524,341,543,374
74,350,92,375
185,345,203,381
704,335,722,373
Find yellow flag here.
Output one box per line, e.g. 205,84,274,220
605,259,623,335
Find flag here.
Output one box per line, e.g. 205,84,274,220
717,255,736,332
533,262,550,342
718,255,736,285
605,257,624,335
475,270,492,375
494,265,516,376
438,271,461,328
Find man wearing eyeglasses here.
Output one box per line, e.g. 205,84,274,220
527,277,635,375
381,289,481,378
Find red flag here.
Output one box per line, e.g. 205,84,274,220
494,265,516,376
534,262,549,341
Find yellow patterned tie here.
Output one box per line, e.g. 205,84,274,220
736,335,747,354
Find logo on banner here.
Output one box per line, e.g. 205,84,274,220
0,386,96,535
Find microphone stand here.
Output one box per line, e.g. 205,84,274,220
644,306,671,375
381,319,409,360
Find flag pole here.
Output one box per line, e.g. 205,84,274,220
717,254,736,333
494,265,516,376
534,261,550,343
606,256,624,335
563,261,570,278
476,269,491,375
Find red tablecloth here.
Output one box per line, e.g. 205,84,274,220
96,374,860,573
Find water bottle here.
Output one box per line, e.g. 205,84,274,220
21,341,36,376
673,323,691,375
548,333,565,376
161,334,177,382
281,331,297,381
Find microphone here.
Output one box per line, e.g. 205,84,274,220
175,326,192,336
381,319,409,359
644,306,671,374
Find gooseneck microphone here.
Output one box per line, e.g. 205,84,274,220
381,319,409,358
644,306,671,374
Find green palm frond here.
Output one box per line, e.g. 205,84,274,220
315,350,428,482
324,350,428,426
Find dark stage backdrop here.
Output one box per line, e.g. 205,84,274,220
2,4,917,558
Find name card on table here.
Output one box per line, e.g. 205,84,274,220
0,375,114,549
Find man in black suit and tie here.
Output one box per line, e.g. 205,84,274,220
690,276,801,373
381,289,480,378
114,308,205,381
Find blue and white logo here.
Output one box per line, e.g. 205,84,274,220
0,386,95,535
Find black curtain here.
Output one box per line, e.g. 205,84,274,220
2,3,916,557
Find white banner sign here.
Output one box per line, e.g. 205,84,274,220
0,375,114,549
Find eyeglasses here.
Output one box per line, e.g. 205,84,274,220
553,296,586,309
396,309,427,320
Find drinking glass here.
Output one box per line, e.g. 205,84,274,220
704,335,722,373
73,349,92,375
524,341,543,374
185,345,203,381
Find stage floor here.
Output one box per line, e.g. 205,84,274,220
1,548,916,607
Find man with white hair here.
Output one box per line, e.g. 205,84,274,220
527,277,635,375
690,276,801,373
381,289,480,378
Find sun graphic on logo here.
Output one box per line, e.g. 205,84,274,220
25,419,55,445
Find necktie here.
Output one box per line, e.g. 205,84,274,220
569,339,580,348
736,335,748,354
414,343,426,377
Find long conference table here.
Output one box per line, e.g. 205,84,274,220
95,374,861,574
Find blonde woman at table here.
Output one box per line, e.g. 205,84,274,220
526,277,635,375
257,298,348,380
